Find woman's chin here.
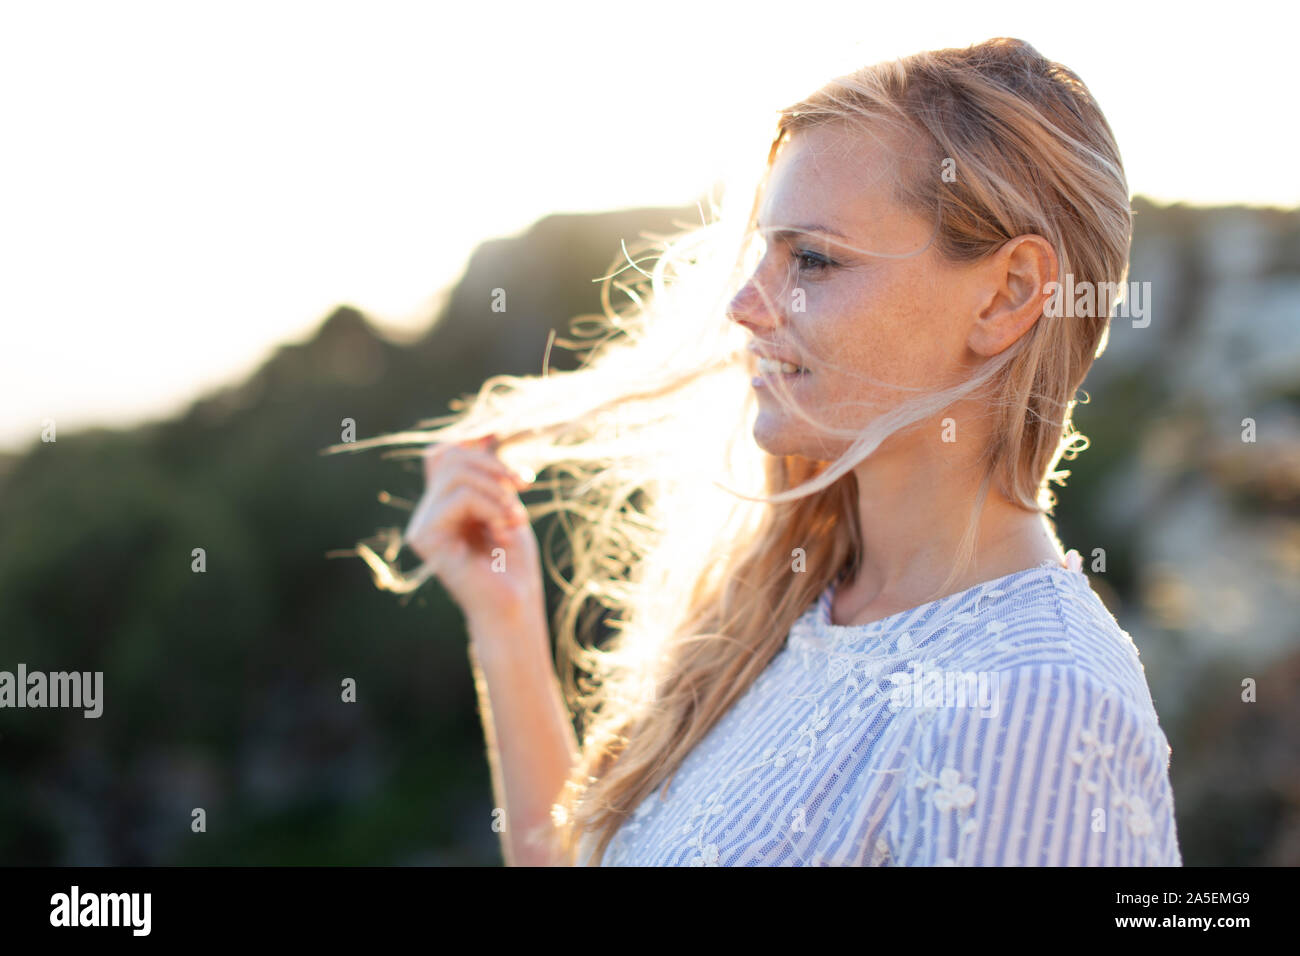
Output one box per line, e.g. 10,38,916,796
752,415,856,464
751,418,804,458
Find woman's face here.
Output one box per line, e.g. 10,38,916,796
728,121,984,462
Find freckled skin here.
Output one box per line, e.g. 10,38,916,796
727,122,1066,618
730,122,987,462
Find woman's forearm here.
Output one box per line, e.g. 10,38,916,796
466,599,581,867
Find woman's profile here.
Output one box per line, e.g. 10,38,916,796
338,37,1182,866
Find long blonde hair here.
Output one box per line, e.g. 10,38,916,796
331,37,1132,865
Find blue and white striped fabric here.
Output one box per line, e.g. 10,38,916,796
595,559,1182,866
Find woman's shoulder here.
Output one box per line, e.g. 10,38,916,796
941,559,1166,730
792,556,1168,731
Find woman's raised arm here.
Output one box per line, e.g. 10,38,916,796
404,436,580,865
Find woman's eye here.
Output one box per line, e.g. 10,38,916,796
794,250,834,273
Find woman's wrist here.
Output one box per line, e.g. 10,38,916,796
466,593,553,676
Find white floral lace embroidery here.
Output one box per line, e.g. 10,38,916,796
1070,695,1163,840
602,557,1178,866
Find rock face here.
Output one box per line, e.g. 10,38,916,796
0,197,1294,865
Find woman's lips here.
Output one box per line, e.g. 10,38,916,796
752,357,810,388
755,357,806,375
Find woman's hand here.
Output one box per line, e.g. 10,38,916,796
406,435,578,866
403,435,543,630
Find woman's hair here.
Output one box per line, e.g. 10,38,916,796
331,37,1133,865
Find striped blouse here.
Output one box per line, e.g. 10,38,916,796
593,555,1183,866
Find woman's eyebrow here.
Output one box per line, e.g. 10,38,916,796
757,223,852,243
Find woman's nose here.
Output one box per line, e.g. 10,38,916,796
726,275,781,333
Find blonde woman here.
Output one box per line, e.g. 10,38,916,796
344,37,1182,866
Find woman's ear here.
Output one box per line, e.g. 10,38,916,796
966,235,1058,357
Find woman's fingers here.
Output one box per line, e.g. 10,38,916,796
403,436,535,570
435,466,519,513
423,439,530,490
404,484,517,560
451,456,530,496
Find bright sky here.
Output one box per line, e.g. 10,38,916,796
2,0,1294,453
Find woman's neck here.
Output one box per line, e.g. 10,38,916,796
835,464,1064,627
